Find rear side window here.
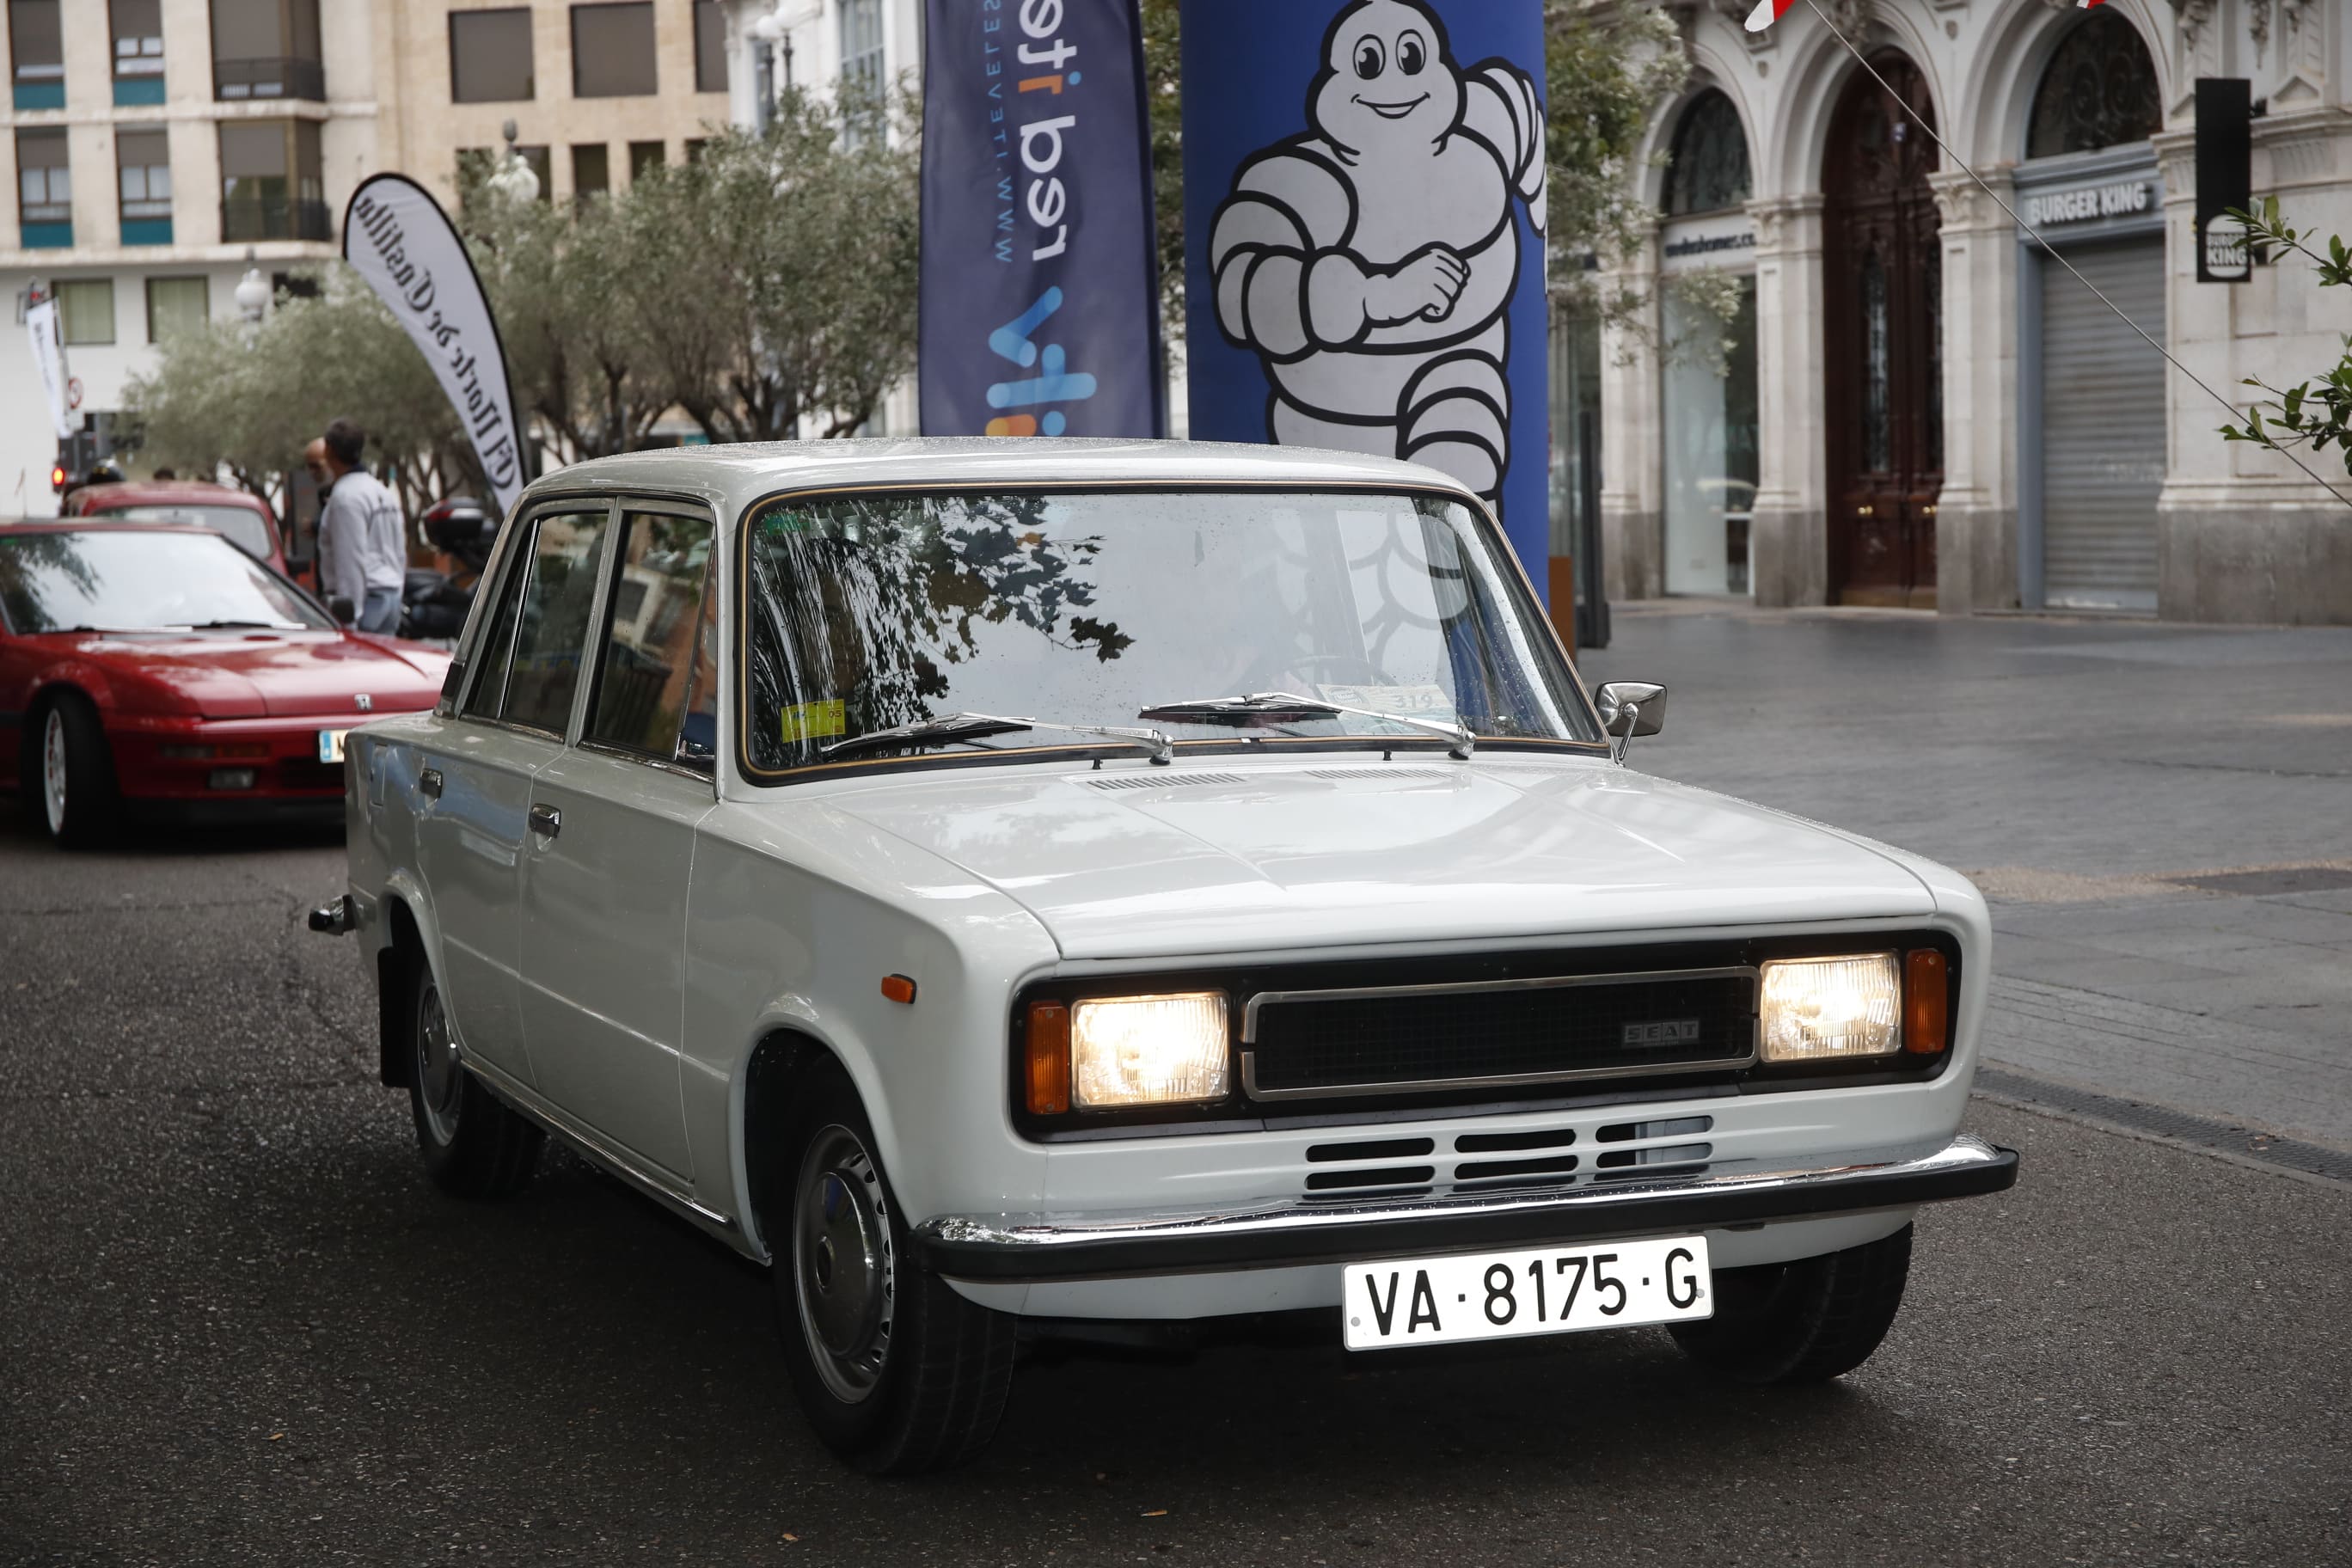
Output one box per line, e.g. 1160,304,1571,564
463,508,611,733
584,507,715,763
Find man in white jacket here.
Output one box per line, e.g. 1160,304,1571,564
309,419,408,634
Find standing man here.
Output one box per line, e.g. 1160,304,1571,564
308,419,407,634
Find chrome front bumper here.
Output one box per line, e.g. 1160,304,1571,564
916,1134,2017,1282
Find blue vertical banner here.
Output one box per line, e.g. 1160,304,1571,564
1184,0,1549,585
921,0,1166,438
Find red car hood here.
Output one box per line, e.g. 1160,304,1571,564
65,631,447,719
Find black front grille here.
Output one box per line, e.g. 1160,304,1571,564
1245,971,1755,1099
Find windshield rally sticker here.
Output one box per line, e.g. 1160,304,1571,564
783,701,848,743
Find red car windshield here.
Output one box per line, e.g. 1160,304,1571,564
94,502,274,562
0,530,331,634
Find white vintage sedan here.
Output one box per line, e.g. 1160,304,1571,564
316,439,2015,1473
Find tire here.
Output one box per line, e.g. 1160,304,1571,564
404,955,542,1199
28,694,118,848
770,1063,1015,1474
1669,1223,1914,1384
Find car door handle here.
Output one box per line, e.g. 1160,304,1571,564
529,803,561,839
420,766,444,799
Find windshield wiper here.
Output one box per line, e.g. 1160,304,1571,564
180,619,305,631
1137,690,1475,760
818,711,1175,765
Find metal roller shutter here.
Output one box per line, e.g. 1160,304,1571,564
2040,239,2165,609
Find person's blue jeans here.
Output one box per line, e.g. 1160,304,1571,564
357,587,401,634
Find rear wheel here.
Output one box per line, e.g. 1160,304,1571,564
406,957,542,1199
770,1063,1015,1473
1669,1224,1914,1383
30,695,118,848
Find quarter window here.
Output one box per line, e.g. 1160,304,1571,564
470,509,612,734
585,510,715,763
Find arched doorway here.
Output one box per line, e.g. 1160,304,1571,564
1822,52,1941,608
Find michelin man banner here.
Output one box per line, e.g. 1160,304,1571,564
1184,0,1549,580
920,0,1165,438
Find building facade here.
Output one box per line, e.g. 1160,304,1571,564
1602,0,2352,623
1,0,377,514
0,0,732,518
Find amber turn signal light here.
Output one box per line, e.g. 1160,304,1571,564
1025,1001,1071,1115
1904,949,1949,1055
879,974,916,1005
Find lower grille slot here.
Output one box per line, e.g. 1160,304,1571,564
1595,1142,1712,1170
1455,1127,1577,1154
1596,1115,1713,1144
1307,1137,1435,1164
1454,1153,1580,1181
1304,1165,1434,1192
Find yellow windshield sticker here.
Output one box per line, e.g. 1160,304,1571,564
782,700,847,742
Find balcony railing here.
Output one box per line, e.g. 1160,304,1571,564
212,56,325,102
220,198,331,243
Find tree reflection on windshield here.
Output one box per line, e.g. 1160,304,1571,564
743,489,1595,775
0,530,325,634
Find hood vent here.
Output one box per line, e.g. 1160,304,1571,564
1302,767,1453,783
1085,772,1249,792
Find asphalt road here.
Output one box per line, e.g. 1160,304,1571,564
4,609,2350,1565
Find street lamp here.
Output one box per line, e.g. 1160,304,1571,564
233,247,268,324
487,118,540,205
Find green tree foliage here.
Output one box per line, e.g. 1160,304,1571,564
2220,198,2352,481
127,88,919,511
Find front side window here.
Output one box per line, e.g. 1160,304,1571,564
585,510,714,762
483,510,611,735
741,489,1597,777
572,3,655,97
0,529,327,634
450,7,534,102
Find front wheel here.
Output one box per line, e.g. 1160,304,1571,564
406,957,542,1199
1669,1223,1914,1384
771,1064,1015,1473
31,695,118,847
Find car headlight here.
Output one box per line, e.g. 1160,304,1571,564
1759,953,1902,1062
1043,992,1229,1109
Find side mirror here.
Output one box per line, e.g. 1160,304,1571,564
1595,680,1667,763
328,594,357,625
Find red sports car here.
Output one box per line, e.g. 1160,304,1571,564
0,521,449,845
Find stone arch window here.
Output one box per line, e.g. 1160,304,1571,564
2026,10,2161,159
1664,89,1751,216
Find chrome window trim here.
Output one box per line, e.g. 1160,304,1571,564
1238,964,1761,1104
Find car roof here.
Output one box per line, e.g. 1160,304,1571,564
70,481,275,513
1,518,227,538
516,438,1483,528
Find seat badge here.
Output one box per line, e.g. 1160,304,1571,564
1623,1019,1701,1047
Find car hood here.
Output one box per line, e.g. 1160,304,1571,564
63,632,446,720
824,757,1936,959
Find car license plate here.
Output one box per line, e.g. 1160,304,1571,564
317,729,349,763
1343,1234,1712,1351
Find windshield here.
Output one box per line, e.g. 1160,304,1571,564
0,530,331,633
742,488,1597,775
95,502,275,562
